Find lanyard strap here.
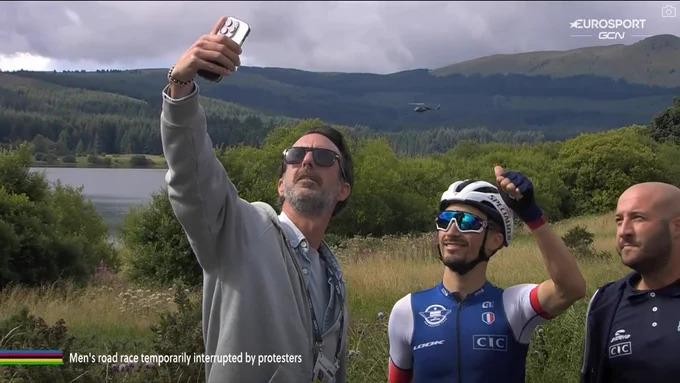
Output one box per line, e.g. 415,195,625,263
276,220,344,365
306,250,344,364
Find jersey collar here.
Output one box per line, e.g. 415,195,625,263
438,281,492,302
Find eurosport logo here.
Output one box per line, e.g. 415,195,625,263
569,18,648,40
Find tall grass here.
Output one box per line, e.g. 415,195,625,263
0,278,177,350
0,213,629,382
338,213,629,382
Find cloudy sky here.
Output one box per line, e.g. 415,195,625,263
1,1,679,74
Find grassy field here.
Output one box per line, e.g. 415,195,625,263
0,213,629,382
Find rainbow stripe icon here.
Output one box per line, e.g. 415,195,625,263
0,350,64,366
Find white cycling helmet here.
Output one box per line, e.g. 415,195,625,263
439,180,514,246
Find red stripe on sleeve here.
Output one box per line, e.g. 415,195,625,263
529,286,553,319
389,359,413,383
526,215,547,230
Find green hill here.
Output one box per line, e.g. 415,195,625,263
432,34,680,87
2,35,678,153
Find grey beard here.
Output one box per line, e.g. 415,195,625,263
284,187,335,217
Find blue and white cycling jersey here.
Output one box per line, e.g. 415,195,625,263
388,282,547,383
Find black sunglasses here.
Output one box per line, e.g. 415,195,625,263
282,146,341,166
283,146,346,180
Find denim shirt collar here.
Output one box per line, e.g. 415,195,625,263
278,211,306,249
278,212,344,290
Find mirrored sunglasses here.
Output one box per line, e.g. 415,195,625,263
435,210,487,233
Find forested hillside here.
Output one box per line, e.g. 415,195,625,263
0,72,290,156
2,35,678,156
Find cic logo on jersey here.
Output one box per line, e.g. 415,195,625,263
473,335,508,351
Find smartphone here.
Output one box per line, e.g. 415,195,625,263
197,16,251,82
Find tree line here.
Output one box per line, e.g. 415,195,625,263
0,72,558,160
0,98,678,287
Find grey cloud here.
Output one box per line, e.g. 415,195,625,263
0,1,678,73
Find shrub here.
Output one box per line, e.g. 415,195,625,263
562,225,595,259
61,155,77,164
0,308,97,383
86,155,112,167
526,301,588,383
149,285,204,381
46,153,59,164
122,190,201,287
34,152,48,162
0,146,116,288
129,155,151,168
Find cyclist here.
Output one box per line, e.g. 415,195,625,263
387,166,585,383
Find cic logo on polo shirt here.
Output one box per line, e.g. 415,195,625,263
608,329,632,358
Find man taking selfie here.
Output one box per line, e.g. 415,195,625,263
160,17,352,383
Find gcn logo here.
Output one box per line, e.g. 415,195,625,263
599,31,625,40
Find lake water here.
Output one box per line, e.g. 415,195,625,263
30,167,168,239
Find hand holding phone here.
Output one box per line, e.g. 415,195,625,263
197,16,251,82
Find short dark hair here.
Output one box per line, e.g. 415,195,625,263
278,126,354,217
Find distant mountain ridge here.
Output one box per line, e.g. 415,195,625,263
4,35,679,142
432,34,680,87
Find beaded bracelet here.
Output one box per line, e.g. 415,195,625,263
167,66,193,87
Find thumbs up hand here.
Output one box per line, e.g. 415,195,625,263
494,166,544,227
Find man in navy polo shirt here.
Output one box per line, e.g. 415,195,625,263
582,182,680,383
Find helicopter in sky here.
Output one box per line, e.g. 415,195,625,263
408,102,441,113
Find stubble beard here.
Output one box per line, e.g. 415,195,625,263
617,224,672,275
284,180,337,217
438,239,483,275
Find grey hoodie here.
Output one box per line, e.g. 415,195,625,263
160,85,348,382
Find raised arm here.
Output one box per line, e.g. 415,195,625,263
495,166,586,317
160,17,244,270
167,17,241,99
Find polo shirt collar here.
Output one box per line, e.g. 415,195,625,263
624,272,680,299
